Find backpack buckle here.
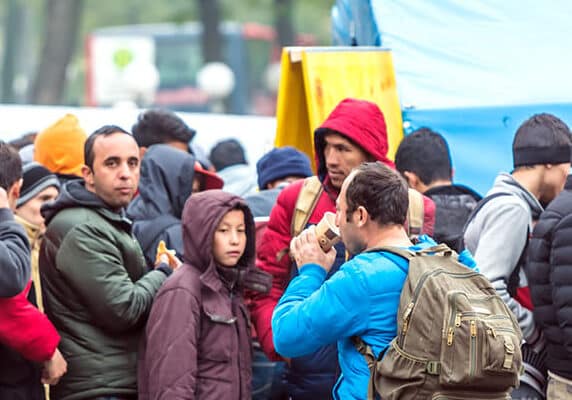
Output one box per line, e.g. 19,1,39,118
426,361,441,375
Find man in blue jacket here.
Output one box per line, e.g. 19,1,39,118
272,161,474,400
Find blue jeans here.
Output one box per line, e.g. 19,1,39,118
512,381,544,400
252,345,288,400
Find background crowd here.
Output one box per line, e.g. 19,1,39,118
1,99,571,400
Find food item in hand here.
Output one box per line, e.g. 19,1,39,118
155,240,178,266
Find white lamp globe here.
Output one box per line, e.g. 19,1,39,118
197,62,236,100
123,61,160,105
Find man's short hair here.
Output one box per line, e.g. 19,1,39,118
395,128,452,185
513,113,572,168
84,125,131,169
209,139,247,171
346,162,409,226
132,109,196,148
0,142,23,191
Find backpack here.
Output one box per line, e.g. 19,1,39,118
353,244,523,400
428,189,480,251
291,176,426,239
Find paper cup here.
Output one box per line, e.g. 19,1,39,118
315,211,341,252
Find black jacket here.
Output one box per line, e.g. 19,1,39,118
425,184,481,250
127,144,196,266
528,175,572,380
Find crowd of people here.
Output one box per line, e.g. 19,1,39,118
0,99,571,400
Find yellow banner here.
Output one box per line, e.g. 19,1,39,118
275,47,403,168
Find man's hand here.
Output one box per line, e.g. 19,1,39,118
41,348,67,385
154,240,182,270
290,227,336,273
155,253,182,270
0,187,9,209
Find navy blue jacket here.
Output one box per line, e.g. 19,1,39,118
127,145,196,266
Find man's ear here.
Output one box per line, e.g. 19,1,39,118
356,205,369,228
403,171,422,191
82,165,94,188
8,179,22,211
139,146,147,159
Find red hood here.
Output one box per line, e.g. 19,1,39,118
314,98,394,185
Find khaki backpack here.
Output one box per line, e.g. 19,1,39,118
353,244,523,400
291,176,425,239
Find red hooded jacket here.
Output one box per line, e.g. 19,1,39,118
251,98,435,362
0,281,60,363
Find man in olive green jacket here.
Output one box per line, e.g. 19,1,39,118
40,126,180,400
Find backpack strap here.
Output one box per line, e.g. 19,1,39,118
291,176,323,237
507,226,530,297
458,192,513,251
459,192,528,296
351,336,385,400
367,244,454,261
406,188,425,238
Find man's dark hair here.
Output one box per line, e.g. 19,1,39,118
84,125,131,169
394,127,452,185
345,162,409,226
0,141,23,191
514,113,572,148
209,139,247,171
132,109,196,148
513,113,572,170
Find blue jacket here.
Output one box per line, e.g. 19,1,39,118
272,236,476,400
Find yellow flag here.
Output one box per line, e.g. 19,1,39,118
275,47,403,169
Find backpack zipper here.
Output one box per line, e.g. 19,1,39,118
401,269,479,346
470,320,477,377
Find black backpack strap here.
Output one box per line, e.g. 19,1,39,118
459,191,530,296
507,226,530,297
458,192,513,251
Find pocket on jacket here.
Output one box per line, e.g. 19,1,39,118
198,313,235,362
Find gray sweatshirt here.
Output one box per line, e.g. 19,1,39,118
464,173,542,342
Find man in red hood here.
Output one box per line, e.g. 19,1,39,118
250,98,435,399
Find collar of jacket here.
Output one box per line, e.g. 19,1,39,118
565,175,572,190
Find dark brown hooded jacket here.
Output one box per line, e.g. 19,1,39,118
138,190,268,400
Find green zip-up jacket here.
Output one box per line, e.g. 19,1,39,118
40,180,169,400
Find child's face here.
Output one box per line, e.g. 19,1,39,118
213,209,247,268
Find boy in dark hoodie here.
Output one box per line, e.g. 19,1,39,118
138,190,271,400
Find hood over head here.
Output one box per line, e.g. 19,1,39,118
134,144,196,219
182,190,256,289
314,98,394,184
34,114,87,177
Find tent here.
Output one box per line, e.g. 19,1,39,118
332,0,572,194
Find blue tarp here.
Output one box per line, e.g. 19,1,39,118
332,0,572,194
